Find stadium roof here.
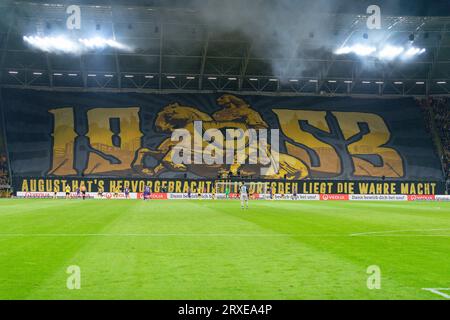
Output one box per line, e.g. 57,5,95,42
1,0,450,96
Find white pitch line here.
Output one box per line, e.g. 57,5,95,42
0,233,335,238
356,234,450,237
422,288,450,299
350,228,450,237
0,232,448,238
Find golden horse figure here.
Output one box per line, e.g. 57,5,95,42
131,96,309,179
131,102,245,177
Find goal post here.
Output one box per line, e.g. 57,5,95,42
214,181,268,199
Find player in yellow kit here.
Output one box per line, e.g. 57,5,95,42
65,185,71,199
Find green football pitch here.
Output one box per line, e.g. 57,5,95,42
0,199,449,300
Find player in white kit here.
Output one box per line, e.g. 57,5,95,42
239,182,249,209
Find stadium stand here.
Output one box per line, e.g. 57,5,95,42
418,97,450,191
0,146,10,196
0,1,449,197
430,99,450,175
0,102,11,196
0,154,8,185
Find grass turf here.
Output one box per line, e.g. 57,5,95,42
0,199,449,300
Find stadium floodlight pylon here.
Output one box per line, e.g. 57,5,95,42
214,181,268,199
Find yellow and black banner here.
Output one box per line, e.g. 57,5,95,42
0,88,445,183
14,177,444,195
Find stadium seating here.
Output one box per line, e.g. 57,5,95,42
0,111,10,195
417,98,450,191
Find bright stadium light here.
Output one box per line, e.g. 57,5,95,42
403,47,426,58
78,37,131,51
394,81,403,85
228,77,237,81
289,79,299,82
68,73,78,77
8,71,18,74
24,36,79,53
249,78,258,81
334,44,376,56
208,77,217,80
352,44,377,56
186,76,195,80
437,81,447,84
53,73,63,76
378,45,404,60
334,47,350,55
145,75,154,79
23,35,132,54
334,43,426,61
124,75,134,78
32,72,43,76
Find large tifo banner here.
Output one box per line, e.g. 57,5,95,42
1,88,444,193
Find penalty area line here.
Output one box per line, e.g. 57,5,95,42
422,288,450,299
349,228,450,236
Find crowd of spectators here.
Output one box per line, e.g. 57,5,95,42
0,152,10,188
417,98,433,133
418,98,450,190
430,98,450,180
